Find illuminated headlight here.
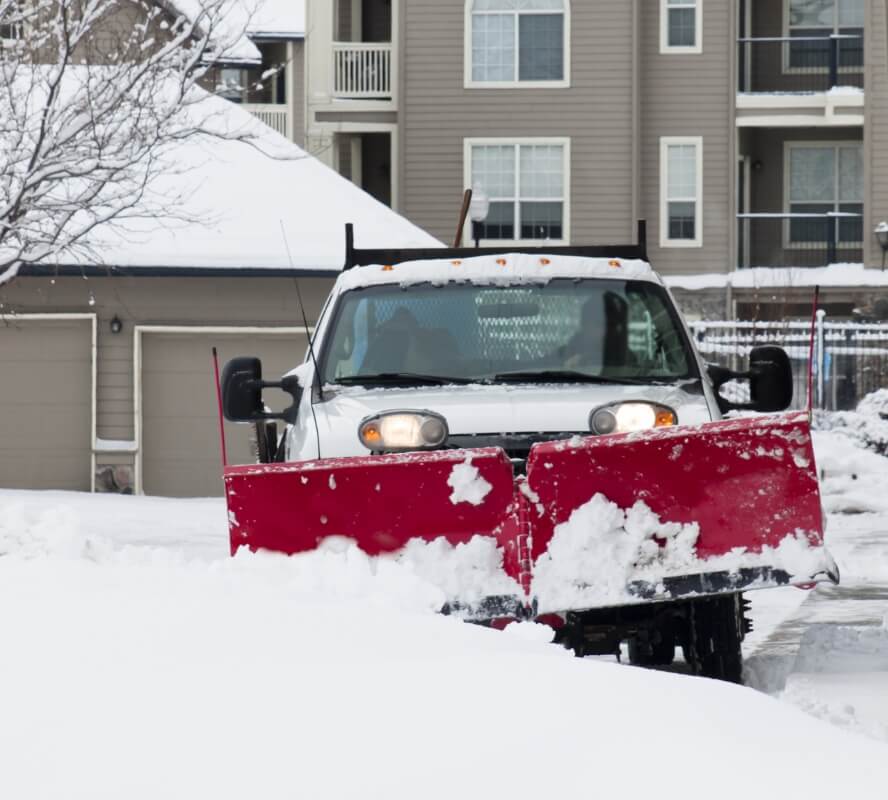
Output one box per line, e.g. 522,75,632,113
358,410,449,451
590,402,677,435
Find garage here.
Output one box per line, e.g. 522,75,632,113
139,328,308,497
0,316,94,490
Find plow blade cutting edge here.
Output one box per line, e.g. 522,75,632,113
224,411,836,620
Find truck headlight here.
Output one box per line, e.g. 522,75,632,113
590,402,677,435
358,410,449,451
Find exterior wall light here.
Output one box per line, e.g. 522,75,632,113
110,315,123,334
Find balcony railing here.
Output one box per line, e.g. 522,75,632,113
242,104,290,139
332,42,392,99
737,212,863,268
738,34,864,93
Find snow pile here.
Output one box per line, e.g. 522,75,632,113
532,494,832,613
2,490,888,797
811,429,888,514
336,253,656,292
814,390,888,457
0,501,110,560
447,456,492,506
394,535,521,603
532,495,701,611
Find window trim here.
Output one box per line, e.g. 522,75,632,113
464,0,571,89
660,0,702,55
782,139,864,249
462,136,571,246
660,136,703,249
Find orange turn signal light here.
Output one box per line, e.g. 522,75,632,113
655,409,677,427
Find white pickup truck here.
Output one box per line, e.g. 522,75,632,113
220,226,834,683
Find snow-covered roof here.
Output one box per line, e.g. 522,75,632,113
336,254,658,292
665,263,887,292
161,0,305,66
66,94,441,274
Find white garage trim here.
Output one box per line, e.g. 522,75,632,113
133,325,309,495
0,313,97,491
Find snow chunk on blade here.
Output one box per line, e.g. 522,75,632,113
224,411,835,619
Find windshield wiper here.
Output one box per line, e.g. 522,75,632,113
333,372,475,387
492,370,648,386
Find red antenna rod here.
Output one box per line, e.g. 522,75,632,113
212,347,228,467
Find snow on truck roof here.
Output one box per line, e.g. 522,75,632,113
335,253,660,293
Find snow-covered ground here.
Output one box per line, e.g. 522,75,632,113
2,427,888,797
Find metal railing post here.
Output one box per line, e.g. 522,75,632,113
829,35,839,88
816,309,827,410
827,214,837,265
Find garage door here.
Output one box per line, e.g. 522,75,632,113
140,330,308,497
0,317,93,490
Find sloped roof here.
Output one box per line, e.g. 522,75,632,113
53,94,441,276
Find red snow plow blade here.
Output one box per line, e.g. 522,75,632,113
224,411,835,619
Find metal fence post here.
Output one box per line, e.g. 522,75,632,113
816,309,827,410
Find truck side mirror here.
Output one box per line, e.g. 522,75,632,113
707,345,793,414
222,357,264,422
221,357,304,424
749,345,793,412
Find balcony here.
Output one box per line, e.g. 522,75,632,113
737,212,863,269
332,42,393,100
736,34,864,126
242,104,290,138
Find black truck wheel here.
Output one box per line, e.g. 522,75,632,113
682,593,745,684
628,624,676,667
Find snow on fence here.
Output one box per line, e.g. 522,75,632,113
690,316,888,411
241,104,290,139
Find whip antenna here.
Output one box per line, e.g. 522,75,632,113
280,220,322,458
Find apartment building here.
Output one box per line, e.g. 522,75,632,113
237,0,886,317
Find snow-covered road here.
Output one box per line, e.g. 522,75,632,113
1,429,887,797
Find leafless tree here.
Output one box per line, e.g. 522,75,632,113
0,0,269,285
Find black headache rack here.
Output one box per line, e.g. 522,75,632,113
343,220,648,270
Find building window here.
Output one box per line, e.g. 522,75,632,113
0,0,23,41
786,142,863,245
466,0,569,88
464,138,570,244
660,0,702,54
660,137,702,248
787,0,864,70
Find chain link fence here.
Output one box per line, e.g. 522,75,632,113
690,317,888,411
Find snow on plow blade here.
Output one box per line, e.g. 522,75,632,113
224,411,835,619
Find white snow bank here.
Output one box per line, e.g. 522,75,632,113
1,490,888,797
447,456,492,506
811,430,888,514
336,253,657,292
533,494,832,613
665,262,883,291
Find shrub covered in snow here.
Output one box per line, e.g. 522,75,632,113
814,389,888,456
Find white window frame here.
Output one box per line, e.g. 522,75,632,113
659,136,703,248
464,0,571,89
782,139,863,249
0,0,23,43
660,0,702,55
463,137,571,246
782,0,864,75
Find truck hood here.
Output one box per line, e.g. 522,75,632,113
291,381,713,460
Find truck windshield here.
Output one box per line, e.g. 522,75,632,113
320,279,696,386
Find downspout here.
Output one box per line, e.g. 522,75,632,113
631,0,640,240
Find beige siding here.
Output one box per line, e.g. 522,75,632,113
639,0,735,275
864,0,888,268
0,276,335,450
401,0,636,247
